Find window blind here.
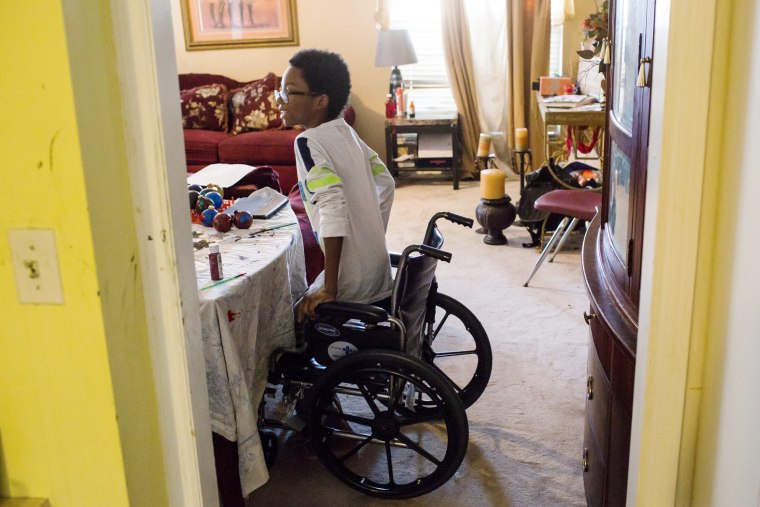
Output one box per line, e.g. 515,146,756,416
387,0,457,115
549,0,565,76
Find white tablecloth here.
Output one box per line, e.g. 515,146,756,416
193,206,307,495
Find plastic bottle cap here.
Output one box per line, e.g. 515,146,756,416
210,244,219,253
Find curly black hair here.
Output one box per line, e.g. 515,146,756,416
289,49,351,120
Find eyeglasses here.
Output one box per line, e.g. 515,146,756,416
274,89,321,104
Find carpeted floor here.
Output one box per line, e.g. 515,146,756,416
249,178,588,506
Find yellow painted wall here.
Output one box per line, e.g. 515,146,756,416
170,0,390,159
0,1,167,505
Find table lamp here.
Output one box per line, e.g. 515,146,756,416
375,29,418,95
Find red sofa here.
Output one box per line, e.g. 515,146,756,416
178,72,355,195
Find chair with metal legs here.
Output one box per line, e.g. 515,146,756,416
523,189,602,287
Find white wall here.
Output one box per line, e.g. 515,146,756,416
169,0,390,156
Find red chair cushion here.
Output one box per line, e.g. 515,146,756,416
534,189,602,221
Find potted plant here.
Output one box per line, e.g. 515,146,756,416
577,1,609,60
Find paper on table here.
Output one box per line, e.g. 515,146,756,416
187,163,256,188
418,132,453,158
543,94,590,103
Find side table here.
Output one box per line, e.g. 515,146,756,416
384,116,462,190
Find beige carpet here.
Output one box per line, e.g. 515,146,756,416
250,178,588,506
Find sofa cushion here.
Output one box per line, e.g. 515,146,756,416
218,129,300,165
180,83,228,131
179,73,246,92
229,73,282,134
183,129,228,166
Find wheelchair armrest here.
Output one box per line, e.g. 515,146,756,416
389,252,401,268
315,301,389,324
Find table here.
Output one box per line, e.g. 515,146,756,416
535,92,605,163
384,116,462,189
193,206,307,497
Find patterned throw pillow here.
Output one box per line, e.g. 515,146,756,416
229,73,282,134
180,83,228,131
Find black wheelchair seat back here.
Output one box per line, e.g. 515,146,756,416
394,252,439,357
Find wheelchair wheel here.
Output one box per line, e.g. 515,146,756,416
422,292,492,409
307,349,468,499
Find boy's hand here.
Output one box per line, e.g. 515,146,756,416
295,287,337,321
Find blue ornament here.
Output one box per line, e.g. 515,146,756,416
232,210,253,229
201,208,218,227
205,191,223,209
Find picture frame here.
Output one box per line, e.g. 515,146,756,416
180,0,299,51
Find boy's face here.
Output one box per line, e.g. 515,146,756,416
277,65,327,129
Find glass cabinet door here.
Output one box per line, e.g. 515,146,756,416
602,0,654,305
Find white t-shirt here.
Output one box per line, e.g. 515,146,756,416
294,117,395,303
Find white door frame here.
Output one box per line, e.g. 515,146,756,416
107,0,218,505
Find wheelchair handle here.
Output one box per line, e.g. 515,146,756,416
416,244,453,263
444,212,474,228
423,212,474,246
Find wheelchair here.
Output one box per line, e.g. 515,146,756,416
260,212,488,499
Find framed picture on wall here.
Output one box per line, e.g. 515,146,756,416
180,0,299,50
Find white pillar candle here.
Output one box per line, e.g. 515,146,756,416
515,128,528,152
477,133,492,157
480,168,505,200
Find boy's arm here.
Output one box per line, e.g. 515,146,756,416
297,236,343,320
368,151,395,231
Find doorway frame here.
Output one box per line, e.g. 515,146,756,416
106,0,218,504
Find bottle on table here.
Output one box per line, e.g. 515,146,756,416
209,244,223,281
385,93,396,119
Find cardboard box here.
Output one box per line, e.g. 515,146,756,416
539,76,573,96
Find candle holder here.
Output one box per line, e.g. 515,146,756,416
475,154,496,176
510,149,532,195
475,195,517,245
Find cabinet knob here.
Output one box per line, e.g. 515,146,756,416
582,448,589,472
583,311,596,325
586,375,594,400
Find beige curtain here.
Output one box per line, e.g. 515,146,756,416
441,0,479,179
507,0,551,168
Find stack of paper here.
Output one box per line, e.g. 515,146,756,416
543,95,599,109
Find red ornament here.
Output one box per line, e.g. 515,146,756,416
213,213,233,232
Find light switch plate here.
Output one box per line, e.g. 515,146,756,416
8,229,65,304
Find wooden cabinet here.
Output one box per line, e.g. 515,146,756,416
581,0,656,503
384,116,461,189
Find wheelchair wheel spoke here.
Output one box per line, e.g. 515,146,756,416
358,383,381,416
433,349,478,358
397,412,443,425
324,409,373,428
336,434,373,462
385,441,396,486
432,310,452,339
426,361,464,394
395,433,442,466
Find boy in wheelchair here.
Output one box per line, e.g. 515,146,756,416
260,50,483,499
276,49,396,320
